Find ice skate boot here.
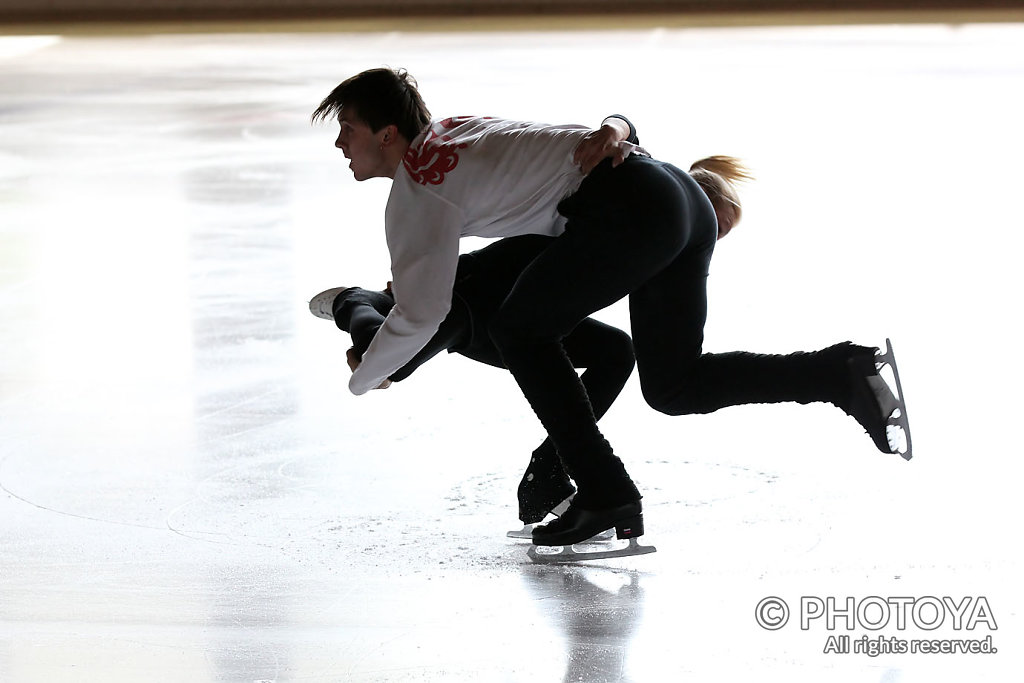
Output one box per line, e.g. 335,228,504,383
507,449,616,541
308,286,394,322
507,495,573,539
527,501,656,563
842,338,913,460
508,496,616,542
309,287,352,320
517,451,576,525
507,447,575,538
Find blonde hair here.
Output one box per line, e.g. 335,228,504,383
688,156,753,224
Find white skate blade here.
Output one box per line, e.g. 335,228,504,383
875,338,913,461
507,525,615,543
307,286,351,320
507,525,534,539
527,538,657,564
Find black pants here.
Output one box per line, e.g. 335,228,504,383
488,156,853,509
338,235,636,473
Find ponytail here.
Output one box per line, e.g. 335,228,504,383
689,155,753,184
688,155,752,225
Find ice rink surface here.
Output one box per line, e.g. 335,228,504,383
1,17,1022,682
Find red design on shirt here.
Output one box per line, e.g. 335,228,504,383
402,117,483,186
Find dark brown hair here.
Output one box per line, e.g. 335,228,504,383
312,67,431,143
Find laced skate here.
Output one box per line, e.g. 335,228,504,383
507,496,572,539
527,501,656,563
517,452,575,524
877,338,913,460
508,497,616,541
309,286,396,322
845,338,913,460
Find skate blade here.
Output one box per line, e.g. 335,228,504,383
527,538,657,564
875,338,913,461
508,525,615,543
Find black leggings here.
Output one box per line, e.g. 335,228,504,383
488,156,851,508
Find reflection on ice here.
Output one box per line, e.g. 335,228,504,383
521,565,646,682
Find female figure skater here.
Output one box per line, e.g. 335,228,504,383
309,233,635,527
312,68,910,551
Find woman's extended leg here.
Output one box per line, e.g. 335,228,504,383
626,185,904,456
332,287,469,382
627,241,857,416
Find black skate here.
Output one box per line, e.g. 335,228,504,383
844,338,913,460
507,447,582,539
508,494,574,539
515,447,576,525
527,501,656,563
507,496,615,542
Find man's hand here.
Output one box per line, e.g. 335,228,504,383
346,347,391,390
573,117,632,175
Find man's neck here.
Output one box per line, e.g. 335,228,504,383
383,140,411,179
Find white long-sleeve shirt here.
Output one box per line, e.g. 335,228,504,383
348,116,592,395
